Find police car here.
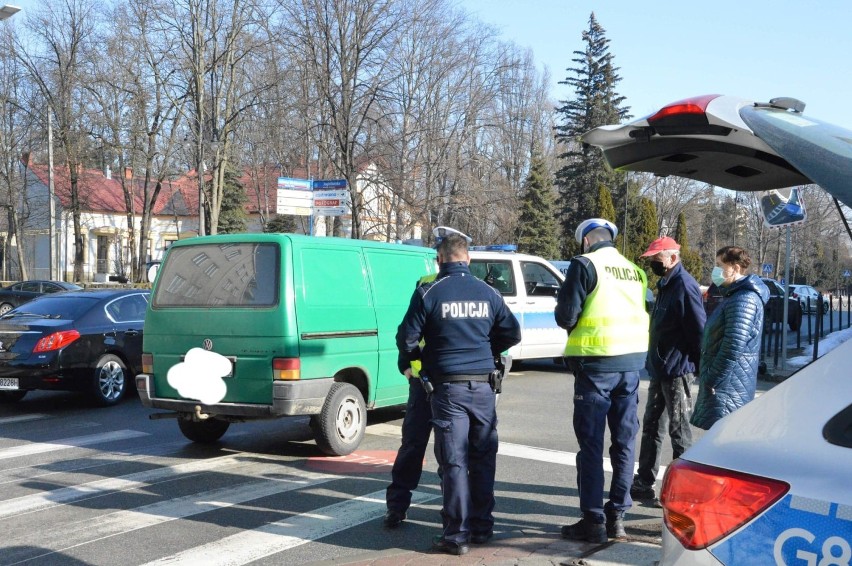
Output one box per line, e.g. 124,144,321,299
583,95,852,565
468,245,565,361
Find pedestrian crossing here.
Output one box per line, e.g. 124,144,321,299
0,420,624,565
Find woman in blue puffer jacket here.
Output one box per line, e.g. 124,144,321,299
691,246,769,430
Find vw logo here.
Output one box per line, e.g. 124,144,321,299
202,339,213,351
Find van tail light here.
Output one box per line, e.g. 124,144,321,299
273,358,300,380
661,459,789,550
33,330,81,353
142,353,153,374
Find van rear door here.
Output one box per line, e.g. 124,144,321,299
146,239,289,405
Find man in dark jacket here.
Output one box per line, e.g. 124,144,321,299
384,227,470,530
631,237,706,503
396,234,521,556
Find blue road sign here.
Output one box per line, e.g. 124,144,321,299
762,263,773,273
312,179,347,190
278,177,312,191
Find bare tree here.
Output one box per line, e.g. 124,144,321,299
86,0,189,282
280,0,410,239
16,0,97,281
0,21,38,280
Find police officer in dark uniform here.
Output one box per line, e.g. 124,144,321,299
383,227,471,529
396,233,521,556
555,218,649,544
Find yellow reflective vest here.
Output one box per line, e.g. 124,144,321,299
409,273,438,377
564,247,649,357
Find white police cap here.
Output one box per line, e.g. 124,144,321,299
433,226,472,244
574,218,618,244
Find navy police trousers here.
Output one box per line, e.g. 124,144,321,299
430,380,497,544
386,378,433,513
573,368,640,522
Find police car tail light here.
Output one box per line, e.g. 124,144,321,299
273,358,300,380
661,459,789,550
646,95,727,134
33,330,81,353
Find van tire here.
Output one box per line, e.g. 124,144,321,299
311,382,365,456
178,417,230,443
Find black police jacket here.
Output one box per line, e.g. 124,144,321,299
396,262,521,378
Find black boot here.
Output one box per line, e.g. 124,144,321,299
561,518,607,544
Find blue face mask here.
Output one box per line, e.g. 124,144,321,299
711,266,726,286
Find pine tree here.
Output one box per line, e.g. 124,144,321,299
554,13,630,256
597,184,617,225
264,215,297,233
214,165,248,234
675,212,704,281
625,197,661,286
517,153,560,259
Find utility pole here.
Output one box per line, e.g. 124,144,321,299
47,110,56,280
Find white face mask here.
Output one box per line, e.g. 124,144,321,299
711,266,726,286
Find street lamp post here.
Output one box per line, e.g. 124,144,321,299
0,5,20,20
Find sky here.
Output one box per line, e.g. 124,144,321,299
7,0,850,129
458,0,852,128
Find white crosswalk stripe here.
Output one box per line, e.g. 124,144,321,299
0,429,149,461
0,452,267,518
0,413,51,425
139,490,439,566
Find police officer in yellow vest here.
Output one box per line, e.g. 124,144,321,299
554,218,649,544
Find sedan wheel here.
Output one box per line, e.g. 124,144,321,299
90,354,127,406
0,303,12,315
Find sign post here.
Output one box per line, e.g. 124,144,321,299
275,178,349,237
760,187,807,372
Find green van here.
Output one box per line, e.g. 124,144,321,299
136,233,436,455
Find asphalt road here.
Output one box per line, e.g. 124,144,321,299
0,363,726,565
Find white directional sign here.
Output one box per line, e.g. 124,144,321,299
277,177,313,216
313,189,349,216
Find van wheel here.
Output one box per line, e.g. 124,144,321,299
310,382,365,456
178,418,230,443
0,390,27,402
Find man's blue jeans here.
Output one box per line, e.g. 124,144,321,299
572,368,640,522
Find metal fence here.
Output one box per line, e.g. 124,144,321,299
761,294,852,370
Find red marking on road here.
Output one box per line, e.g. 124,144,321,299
306,450,399,474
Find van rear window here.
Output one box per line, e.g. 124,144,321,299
152,243,279,307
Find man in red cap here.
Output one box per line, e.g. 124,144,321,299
631,236,705,505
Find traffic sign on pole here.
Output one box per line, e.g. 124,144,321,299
277,177,313,216
312,179,347,190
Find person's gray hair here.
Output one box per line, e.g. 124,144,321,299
585,226,614,244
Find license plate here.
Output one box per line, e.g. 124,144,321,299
0,377,19,390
